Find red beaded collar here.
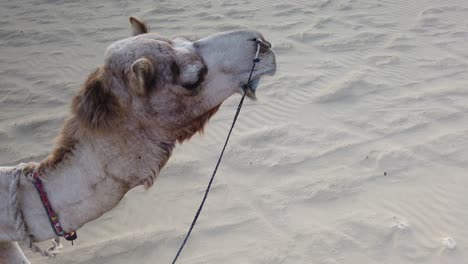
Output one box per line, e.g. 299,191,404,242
32,171,77,243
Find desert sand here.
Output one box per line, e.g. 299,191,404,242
1,0,467,263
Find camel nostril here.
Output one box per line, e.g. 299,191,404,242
256,40,272,56
250,38,271,47
254,38,272,49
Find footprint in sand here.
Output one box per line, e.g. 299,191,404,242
441,237,456,250
392,216,409,231
366,55,401,67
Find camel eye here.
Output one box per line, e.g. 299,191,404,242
180,63,207,90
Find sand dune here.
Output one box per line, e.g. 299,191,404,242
1,0,467,263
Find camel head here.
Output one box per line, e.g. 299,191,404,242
71,17,276,143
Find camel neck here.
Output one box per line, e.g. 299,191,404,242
19,118,176,241
21,140,130,241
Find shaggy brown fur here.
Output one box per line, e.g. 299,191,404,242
71,68,123,132
41,68,123,172
39,118,80,173
176,104,221,142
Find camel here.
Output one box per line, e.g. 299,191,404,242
0,17,276,264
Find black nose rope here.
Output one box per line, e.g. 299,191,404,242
171,39,263,264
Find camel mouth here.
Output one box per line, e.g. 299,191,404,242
242,67,276,100
244,77,261,99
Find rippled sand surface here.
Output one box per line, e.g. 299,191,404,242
1,0,467,263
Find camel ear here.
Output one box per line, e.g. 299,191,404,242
72,69,122,131
129,16,148,36
131,58,155,95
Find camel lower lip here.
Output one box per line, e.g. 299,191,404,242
245,77,260,99
241,65,275,99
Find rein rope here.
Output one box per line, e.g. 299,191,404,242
171,39,263,264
